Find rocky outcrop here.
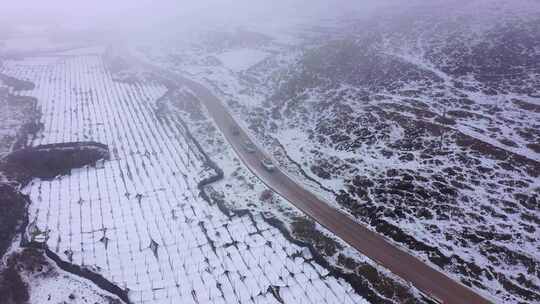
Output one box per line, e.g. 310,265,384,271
0,74,35,91
0,141,110,185
0,184,29,258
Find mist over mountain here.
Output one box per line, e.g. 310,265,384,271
1,1,538,304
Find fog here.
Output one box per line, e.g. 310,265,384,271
2,0,536,55
2,0,537,41
2,0,368,32
1,0,407,54
1,1,539,304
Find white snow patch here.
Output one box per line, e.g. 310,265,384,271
216,49,269,72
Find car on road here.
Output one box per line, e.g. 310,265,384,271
261,158,276,172
243,140,256,153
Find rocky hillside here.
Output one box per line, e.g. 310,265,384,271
235,1,540,303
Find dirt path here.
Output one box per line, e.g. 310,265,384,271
129,51,493,304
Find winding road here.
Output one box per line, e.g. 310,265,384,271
130,51,493,304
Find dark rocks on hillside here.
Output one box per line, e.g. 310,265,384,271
513,99,540,113
0,184,29,258
310,164,331,179
0,74,35,91
0,141,110,184
0,247,126,304
0,263,29,304
454,135,540,178
291,217,342,257
0,93,41,153
237,5,540,302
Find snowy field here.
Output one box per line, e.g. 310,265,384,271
216,49,269,72
1,52,368,304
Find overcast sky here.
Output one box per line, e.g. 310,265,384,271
5,0,532,40
3,0,356,22
2,0,391,33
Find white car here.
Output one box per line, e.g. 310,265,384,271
261,158,276,172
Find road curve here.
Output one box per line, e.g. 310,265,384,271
129,51,493,304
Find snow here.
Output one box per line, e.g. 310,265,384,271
1,50,370,304
28,263,120,304
135,8,540,302
216,49,269,72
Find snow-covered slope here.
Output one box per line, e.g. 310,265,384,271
1,51,372,304
140,1,539,303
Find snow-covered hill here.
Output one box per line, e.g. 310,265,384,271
145,1,539,303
